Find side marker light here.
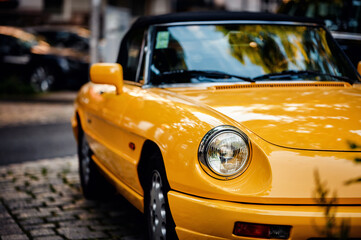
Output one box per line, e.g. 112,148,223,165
129,142,136,150
233,222,291,239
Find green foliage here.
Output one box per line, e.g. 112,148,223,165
313,170,350,239
347,141,361,150
340,219,351,240
345,177,361,186
49,184,56,193
0,74,35,96
345,141,361,184
41,167,48,176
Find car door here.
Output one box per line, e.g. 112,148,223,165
91,28,147,195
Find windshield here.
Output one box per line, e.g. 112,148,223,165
149,24,359,85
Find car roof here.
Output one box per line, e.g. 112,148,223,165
26,26,90,38
130,11,323,29
0,26,37,41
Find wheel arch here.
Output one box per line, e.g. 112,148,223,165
137,140,165,194
76,111,81,131
139,139,179,239
72,110,83,143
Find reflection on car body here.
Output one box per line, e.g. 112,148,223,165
72,12,361,240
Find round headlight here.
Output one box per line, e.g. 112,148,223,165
198,126,250,179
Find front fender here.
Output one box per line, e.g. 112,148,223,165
120,87,273,202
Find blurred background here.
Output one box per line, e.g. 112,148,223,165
0,0,360,94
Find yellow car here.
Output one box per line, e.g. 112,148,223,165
72,12,361,239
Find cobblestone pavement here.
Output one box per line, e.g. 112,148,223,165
0,156,146,240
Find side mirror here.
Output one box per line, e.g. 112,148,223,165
90,63,123,94
358,61,361,76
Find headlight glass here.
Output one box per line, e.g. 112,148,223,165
199,126,250,179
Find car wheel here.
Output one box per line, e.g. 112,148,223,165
30,66,55,92
78,129,113,199
145,155,178,240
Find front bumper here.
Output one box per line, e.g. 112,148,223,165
168,191,361,239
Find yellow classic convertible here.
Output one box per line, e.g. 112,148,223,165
72,12,361,239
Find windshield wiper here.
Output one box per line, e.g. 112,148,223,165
152,70,255,84
253,70,352,82
152,69,352,85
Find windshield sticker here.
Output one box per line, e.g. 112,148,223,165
155,31,170,49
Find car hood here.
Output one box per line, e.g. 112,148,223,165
167,82,361,151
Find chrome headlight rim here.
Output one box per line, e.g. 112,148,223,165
198,125,251,180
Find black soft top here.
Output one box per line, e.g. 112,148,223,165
117,11,323,66
130,11,323,29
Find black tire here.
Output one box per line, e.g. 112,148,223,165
78,129,114,199
145,152,178,240
29,65,55,92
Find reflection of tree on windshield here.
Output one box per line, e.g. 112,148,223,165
223,26,287,73
150,24,359,83
216,25,339,75
260,32,287,72
302,28,336,74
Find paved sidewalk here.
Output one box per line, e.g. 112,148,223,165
0,102,74,128
0,92,76,128
0,156,145,240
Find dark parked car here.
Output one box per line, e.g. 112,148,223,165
278,0,361,68
26,26,90,54
0,26,89,92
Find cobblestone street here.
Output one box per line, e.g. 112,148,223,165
0,156,145,240
0,92,146,239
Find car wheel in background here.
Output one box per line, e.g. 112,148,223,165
78,128,114,199
30,65,55,92
145,153,178,240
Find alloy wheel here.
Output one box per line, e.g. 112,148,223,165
149,170,167,240
30,66,55,92
80,135,91,185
